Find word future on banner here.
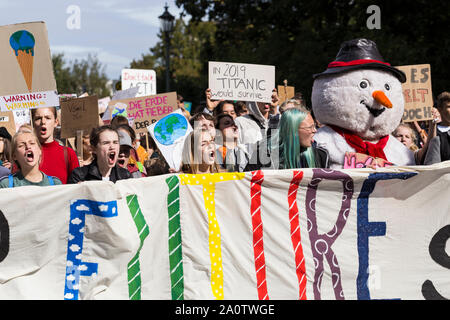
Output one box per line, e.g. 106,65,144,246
208,61,275,103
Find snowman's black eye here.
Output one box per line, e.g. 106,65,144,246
385,83,390,91
359,80,368,89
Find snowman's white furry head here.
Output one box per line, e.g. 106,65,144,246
311,69,404,141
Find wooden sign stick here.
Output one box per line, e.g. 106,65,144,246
76,130,83,162
145,132,150,153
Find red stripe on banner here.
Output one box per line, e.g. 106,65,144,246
287,170,307,300
250,170,269,300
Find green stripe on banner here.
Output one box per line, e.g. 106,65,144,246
126,194,150,300
166,176,184,300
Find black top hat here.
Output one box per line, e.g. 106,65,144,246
313,38,406,83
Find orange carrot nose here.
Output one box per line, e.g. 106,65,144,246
372,90,393,108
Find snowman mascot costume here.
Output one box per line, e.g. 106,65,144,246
312,38,415,169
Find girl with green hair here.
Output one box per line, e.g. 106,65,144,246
269,108,329,169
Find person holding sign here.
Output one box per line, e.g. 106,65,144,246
424,92,450,164
0,127,12,178
31,107,79,184
215,114,249,172
68,125,132,183
0,125,61,188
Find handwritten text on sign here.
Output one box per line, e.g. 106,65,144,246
121,69,157,97
395,64,433,122
208,61,275,103
108,92,178,134
0,90,59,112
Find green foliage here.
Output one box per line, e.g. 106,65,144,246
52,53,110,98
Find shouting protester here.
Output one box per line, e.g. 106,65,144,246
0,125,61,188
68,125,131,183
31,107,79,184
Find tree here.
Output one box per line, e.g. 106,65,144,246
130,18,216,109
52,53,110,98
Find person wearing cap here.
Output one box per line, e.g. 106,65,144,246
215,113,250,172
68,125,131,183
117,130,145,178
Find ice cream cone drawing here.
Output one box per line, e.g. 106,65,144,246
9,30,35,92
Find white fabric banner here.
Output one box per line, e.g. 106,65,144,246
0,162,449,300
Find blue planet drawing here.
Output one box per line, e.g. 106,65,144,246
153,113,188,145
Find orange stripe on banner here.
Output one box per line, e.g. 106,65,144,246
250,170,269,300
287,170,307,300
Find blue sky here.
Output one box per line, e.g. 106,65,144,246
0,0,183,80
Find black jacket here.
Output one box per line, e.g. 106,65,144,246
68,160,132,184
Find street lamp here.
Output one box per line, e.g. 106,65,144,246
159,4,175,92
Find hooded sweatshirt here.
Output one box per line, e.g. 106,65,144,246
234,102,270,145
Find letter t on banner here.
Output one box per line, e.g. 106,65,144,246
64,199,118,300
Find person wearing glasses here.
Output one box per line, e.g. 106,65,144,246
245,107,329,170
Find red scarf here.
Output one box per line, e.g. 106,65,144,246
329,125,389,160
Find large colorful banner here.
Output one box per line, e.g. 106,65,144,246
0,162,449,300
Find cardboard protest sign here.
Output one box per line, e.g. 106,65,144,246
277,85,295,104
343,152,393,169
106,92,178,134
97,97,111,114
111,86,139,101
12,109,30,131
395,64,434,122
208,61,275,103
121,69,157,97
148,109,192,169
0,111,16,136
0,21,59,111
60,96,99,139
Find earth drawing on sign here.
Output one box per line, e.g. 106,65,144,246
153,113,188,145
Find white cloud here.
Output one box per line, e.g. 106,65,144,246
75,204,90,211
66,274,76,281
78,264,88,271
98,204,109,212
64,293,74,299
71,217,82,225
70,244,81,252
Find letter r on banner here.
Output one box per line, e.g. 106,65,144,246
64,199,118,300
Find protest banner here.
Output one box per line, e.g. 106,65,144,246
0,162,449,300
0,22,59,111
121,69,157,97
0,111,16,136
60,96,99,139
395,64,434,122
208,61,275,103
148,109,192,170
106,92,178,134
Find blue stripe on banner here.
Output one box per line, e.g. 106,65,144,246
64,199,118,300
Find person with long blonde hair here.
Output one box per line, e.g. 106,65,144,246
180,130,221,174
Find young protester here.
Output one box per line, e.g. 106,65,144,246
67,125,132,183
215,113,249,172
189,112,216,139
0,126,62,188
424,91,450,164
213,101,237,119
0,127,12,178
31,107,79,184
246,107,329,170
234,101,249,117
180,130,221,174
117,130,145,178
393,123,419,152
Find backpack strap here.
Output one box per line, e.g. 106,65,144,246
63,146,69,178
8,174,13,188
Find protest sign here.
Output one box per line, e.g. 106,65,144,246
97,97,111,114
148,109,192,170
106,92,178,134
395,64,434,122
277,84,295,104
12,108,30,131
0,22,58,111
208,61,275,103
0,162,449,300
121,69,157,97
60,96,99,139
343,152,393,169
0,111,16,136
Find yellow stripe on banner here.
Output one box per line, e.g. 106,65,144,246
180,172,245,299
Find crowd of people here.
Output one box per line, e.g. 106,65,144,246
0,89,449,188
